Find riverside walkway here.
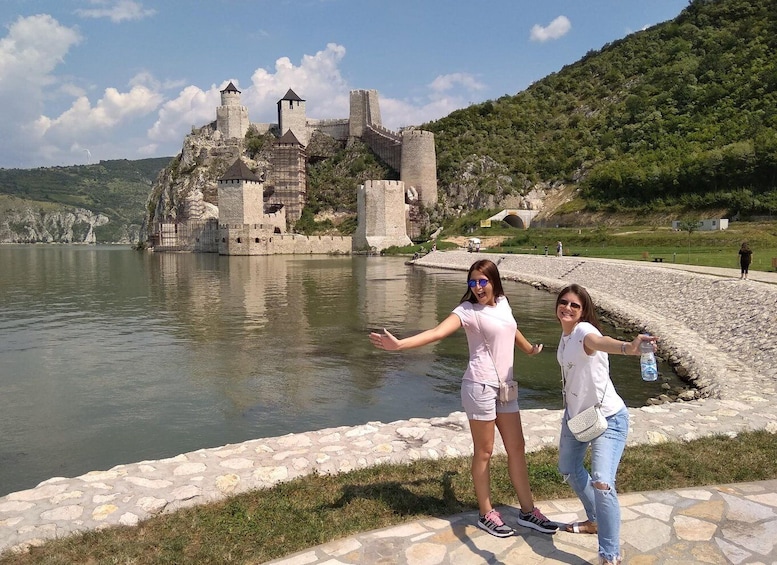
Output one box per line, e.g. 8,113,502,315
1,252,776,564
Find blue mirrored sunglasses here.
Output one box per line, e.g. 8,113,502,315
468,279,489,288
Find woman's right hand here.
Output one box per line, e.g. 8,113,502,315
370,329,400,351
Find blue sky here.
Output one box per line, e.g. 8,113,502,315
0,0,689,169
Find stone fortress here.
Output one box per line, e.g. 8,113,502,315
149,82,437,255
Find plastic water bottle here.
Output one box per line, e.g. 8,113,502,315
640,339,658,382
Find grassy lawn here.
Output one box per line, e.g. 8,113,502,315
397,221,777,272
2,431,776,564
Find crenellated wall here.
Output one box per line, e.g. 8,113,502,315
218,228,351,255
306,118,349,141
362,124,401,171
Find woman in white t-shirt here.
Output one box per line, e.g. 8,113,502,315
370,259,557,538
555,283,656,565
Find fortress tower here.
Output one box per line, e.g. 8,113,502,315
353,180,411,251
217,158,264,226
277,89,309,146
270,130,306,224
349,90,381,138
400,129,438,209
216,82,250,140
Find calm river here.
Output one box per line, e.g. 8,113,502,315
0,245,676,496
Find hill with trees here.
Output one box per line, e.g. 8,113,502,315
0,158,171,242
426,0,777,222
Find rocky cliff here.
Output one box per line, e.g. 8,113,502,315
143,124,272,236
0,205,112,244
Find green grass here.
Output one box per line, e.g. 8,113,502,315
2,431,776,564
469,222,777,272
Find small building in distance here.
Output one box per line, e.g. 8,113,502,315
672,219,729,231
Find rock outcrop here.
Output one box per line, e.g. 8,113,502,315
143,124,271,238
0,206,111,244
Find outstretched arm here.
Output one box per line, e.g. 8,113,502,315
515,329,543,355
370,313,461,351
583,333,657,356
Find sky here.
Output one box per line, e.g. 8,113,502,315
0,0,690,170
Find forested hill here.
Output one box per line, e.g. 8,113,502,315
426,0,777,217
0,157,172,242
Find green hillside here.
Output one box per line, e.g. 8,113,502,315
0,157,172,241
426,0,777,218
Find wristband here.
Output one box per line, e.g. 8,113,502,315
621,343,627,355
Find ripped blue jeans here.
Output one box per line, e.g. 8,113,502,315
558,407,629,562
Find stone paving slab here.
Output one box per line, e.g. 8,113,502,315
267,479,777,565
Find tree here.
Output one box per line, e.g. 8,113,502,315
677,218,700,262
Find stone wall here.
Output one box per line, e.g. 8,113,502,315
362,124,401,171
306,118,349,141
218,228,351,255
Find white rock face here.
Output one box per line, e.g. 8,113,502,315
0,207,110,244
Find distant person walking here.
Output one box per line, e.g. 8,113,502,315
738,242,752,280
556,241,563,257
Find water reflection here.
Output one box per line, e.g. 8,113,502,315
0,247,680,497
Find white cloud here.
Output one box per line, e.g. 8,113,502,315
147,84,219,143
246,43,350,120
76,0,156,23
0,15,82,166
530,15,571,42
429,73,486,95
36,85,163,139
0,14,81,84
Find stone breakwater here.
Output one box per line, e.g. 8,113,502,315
1,251,776,555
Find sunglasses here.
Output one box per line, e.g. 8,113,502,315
468,279,489,288
558,298,582,310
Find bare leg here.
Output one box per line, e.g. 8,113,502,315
495,411,534,512
468,419,497,514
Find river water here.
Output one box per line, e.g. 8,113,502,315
0,245,676,496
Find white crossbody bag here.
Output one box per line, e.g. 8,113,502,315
561,337,608,442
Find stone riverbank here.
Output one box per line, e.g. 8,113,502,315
1,251,776,556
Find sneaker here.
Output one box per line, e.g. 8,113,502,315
517,507,558,534
477,509,515,538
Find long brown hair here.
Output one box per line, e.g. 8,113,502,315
555,283,602,332
460,259,506,303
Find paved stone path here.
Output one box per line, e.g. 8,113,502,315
1,252,776,564
268,479,777,565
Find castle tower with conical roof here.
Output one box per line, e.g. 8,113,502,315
216,82,249,140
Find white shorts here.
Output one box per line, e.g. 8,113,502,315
461,380,519,421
